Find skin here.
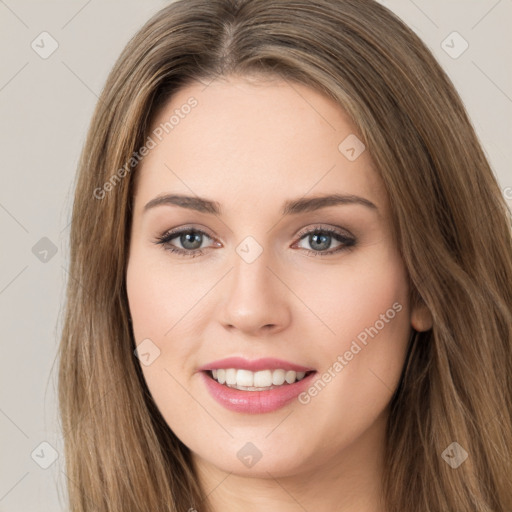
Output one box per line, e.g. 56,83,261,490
126,74,432,512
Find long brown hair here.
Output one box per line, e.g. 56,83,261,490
58,0,512,510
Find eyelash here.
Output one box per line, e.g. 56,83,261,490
154,225,356,258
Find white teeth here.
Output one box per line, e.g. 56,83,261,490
225,368,237,385
285,370,296,384
237,369,254,387
209,368,309,389
253,370,272,387
272,369,286,385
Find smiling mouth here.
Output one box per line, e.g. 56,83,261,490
205,368,316,391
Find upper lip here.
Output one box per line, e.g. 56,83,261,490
198,357,315,373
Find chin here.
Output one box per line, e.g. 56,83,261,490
192,437,318,479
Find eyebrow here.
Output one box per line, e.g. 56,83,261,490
143,193,377,216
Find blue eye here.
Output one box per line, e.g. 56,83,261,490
155,228,213,258
154,226,356,258
295,227,356,256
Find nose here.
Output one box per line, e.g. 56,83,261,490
219,247,292,337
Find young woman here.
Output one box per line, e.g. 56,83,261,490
58,0,512,510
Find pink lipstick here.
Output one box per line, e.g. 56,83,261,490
198,357,316,414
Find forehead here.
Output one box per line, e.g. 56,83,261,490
134,75,386,215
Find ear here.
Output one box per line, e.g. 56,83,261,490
411,300,433,332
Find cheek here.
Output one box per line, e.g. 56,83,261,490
126,249,204,421
297,245,410,349
298,246,412,434
338,261,409,343
126,246,204,343
126,243,215,373
126,249,185,387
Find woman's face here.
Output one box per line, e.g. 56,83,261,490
126,75,430,479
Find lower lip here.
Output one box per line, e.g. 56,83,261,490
200,371,317,414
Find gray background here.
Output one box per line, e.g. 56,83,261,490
0,0,511,510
